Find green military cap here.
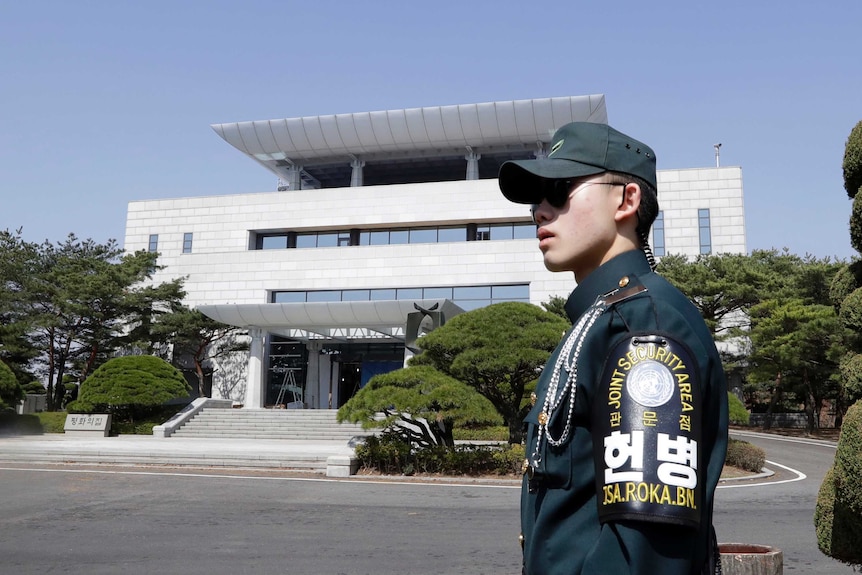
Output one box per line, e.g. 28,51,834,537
499,122,657,204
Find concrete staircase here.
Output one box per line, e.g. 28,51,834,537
170,407,369,442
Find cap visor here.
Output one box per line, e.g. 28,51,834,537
499,159,605,204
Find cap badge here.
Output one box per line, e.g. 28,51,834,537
549,139,564,157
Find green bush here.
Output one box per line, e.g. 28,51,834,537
816,400,862,565
356,429,525,476
453,425,508,441
728,392,750,425
36,411,68,433
725,438,766,472
355,431,412,474
0,360,24,411
70,355,190,422
22,381,47,395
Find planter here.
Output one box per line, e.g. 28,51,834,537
719,543,782,575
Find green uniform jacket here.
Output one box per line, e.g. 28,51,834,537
521,249,728,575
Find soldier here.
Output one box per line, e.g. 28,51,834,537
498,122,728,575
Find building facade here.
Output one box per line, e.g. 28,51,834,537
124,96,745,409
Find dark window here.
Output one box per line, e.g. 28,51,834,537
272,292,306,303
182,233,193,254
296,234,317,248
409,229,437,244
316,233,338,248
653,211,665,257
698,209,712,254
438,227,467,242
260,235,289,249
489,225,513,240
513,223,536,240
389,230,408,245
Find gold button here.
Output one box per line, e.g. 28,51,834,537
619,276,630,288
519,533,525,549
530,392,537,406
538,411,549,425
522,459,530,474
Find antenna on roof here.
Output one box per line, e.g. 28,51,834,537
713,143,722,168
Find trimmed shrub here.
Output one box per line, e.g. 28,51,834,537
725,438,766,473
0,361,23,411
815,400,862,565
355,431,412,475
727,392,750,425
355,429,525,476
69,355,190,422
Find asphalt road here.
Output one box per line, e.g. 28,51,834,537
718,431,853,574
0,431,853,574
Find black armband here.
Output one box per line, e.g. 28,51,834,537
593,334,703,528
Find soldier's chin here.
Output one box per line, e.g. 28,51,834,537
543,258,569,273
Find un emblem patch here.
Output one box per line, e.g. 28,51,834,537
627,361,675,407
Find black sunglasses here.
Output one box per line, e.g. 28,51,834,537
530,181,626,223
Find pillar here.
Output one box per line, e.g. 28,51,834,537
244,328,265,409
287,165,303,191
465,147,480,180
305,342,323,408
350,158,365,187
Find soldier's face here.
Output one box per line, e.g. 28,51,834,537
532,178,624,280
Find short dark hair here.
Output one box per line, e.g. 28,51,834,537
605,172,659,269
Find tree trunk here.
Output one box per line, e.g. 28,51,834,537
508,419,524,445
46,329,56,411
763,372,782,431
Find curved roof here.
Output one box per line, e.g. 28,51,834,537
198,299,465,344
211,96,608,187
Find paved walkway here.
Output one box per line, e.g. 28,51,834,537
0,433,356,471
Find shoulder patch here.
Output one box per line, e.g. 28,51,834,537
592,334,703,528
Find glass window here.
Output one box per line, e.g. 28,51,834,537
296,234,317,248
454,286,491,300
370,289,397,300
261,235,288,249
337,232,352,246
489,225,514,240
148,234,158,253
698,209,712,254
409,229,437,244
396,288,422,299
342,289,370,301
437,227,466,242
653,211,665,257
182,232,193,254
423,287,453,299
492,284,530,301
307,290,341,302
273,292,307,303
389,230,408,245
316,233,338,248
370,231,389,245
513,223,536,240
359,232,371,245
456,300,489,311
475,226,491,241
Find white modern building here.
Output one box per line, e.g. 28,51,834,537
124,95,745,410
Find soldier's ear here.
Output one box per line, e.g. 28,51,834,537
614,182,640,224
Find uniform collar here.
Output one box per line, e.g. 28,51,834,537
564,250,651,322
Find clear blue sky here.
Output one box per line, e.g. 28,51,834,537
2,0,860,260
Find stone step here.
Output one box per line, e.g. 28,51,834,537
170,407,371,441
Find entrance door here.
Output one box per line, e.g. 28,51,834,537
338,362,362,407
